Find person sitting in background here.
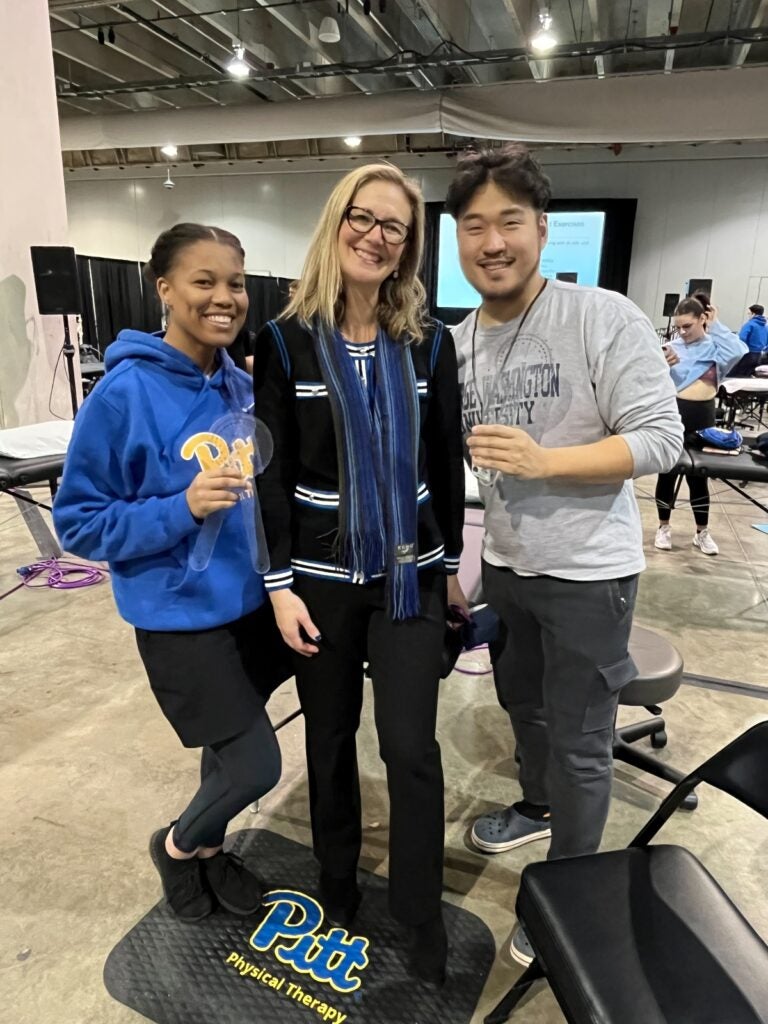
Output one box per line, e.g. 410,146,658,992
53,223,290,924
655,293,747,555
730,303,768,377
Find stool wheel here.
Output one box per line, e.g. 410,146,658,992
651,729,668,749
681,792,699,811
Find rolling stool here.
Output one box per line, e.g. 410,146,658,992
614,624,698,810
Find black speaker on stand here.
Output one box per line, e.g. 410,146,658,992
662,292,680,340
30,246,82,418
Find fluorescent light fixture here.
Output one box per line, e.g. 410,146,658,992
531,11,557,54
227,43,250,79
318,16,341,44
161,143,178,158
344,136,362,148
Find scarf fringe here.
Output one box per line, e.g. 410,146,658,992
388,562,421,621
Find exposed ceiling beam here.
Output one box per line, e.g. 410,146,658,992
250,0,367,93
51,12,183,109
104,1,274,102
54,68,137,111
385,0,452,89
154,0,309,99
664,0,684,73
57,25,768,98
51,4,232,108
732,0,768,65
500,0,547,80
468,0,525,83
345,0,432,90
49,0,125,8
407,0,481,84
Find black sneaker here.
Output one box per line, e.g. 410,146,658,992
407,912,448,986
148,827,213,923
200,850,263,915
319,871,361,929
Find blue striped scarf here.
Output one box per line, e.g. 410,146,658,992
312,319,421,620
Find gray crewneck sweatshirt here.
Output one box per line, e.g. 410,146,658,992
453,279,684,581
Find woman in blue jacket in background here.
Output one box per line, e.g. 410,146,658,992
54,223,289,923
654,293,747,556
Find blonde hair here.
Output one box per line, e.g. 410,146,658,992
281,163,428,343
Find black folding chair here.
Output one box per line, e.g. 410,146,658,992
485,721,768,1024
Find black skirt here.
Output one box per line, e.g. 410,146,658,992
135,603,293,748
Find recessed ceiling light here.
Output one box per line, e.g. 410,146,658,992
161,143,178,158
344,136,362,148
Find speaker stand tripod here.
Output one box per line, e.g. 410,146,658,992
61,314,79,417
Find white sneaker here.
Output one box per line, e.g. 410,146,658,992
654,525,672,550
693,529,719,555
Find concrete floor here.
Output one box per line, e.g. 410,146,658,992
2,474,768,1024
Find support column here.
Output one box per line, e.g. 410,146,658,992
0,0,78,428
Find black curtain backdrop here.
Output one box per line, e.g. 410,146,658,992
422,204,440,320
245,275,293,329
76,255,293,356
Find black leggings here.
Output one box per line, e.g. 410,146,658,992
173,714,281,852
655,397,715,528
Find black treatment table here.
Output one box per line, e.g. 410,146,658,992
674,442,768,517
0,453,65,557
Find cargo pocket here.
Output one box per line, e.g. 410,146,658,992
583,654,638,733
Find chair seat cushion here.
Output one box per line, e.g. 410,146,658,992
622,625,683,706
518,844,768,1024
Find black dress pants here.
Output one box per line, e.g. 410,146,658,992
292,571,447,926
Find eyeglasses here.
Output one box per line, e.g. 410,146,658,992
344,205,410,245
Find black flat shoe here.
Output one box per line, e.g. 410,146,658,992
149,826,214,923
407,912,448,986
200,850,263,915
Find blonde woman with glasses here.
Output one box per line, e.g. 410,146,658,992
253,165,467,985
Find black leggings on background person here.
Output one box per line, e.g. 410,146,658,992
655,398,715,528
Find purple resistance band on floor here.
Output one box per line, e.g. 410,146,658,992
16,558,108,590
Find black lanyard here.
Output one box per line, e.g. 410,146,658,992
469,278,549,424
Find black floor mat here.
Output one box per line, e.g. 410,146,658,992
104,828,495,1024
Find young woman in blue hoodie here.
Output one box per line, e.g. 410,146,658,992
53,223,289,923
654,293,747,556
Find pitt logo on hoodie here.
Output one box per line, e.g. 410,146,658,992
181,432,255,477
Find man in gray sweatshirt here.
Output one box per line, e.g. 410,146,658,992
446,144,683,967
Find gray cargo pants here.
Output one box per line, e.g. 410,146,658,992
482,561,639,860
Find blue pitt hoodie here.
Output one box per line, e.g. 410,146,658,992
53,331,266,631
739,314,768,353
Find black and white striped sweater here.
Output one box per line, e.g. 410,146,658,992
253,315,465,591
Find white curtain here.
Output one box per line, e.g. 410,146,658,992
60,66,768,152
